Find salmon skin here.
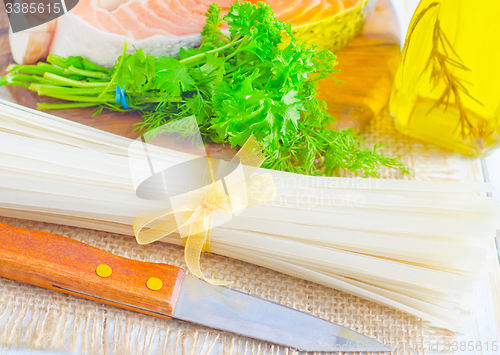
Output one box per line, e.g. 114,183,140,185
9,0,369,67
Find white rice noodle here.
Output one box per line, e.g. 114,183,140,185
0,99,498,332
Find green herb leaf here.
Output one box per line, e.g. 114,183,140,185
114,49,156,94
156,57,195,96
1,1,408,178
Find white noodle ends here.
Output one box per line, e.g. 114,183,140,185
0,99,498,332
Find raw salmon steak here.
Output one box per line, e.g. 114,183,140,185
10,0,373,67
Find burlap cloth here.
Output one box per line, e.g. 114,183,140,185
0,106,480,355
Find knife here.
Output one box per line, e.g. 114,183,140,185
0,223,391,353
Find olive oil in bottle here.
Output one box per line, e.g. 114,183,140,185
389,0,500,156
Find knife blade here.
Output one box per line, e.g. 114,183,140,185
0,223,391,352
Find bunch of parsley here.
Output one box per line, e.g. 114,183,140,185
1,1,407,177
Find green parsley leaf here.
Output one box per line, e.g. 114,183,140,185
114,49,156,94
4,1,408,178
156,57,195,96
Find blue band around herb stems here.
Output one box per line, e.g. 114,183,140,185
115,85,131,109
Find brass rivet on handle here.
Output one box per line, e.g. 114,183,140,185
146,277,163,291
96,264,112,278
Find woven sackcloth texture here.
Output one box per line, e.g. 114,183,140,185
0,107,479,355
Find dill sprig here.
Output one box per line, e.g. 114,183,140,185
0,1,408,177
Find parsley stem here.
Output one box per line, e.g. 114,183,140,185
98,42,128,99
180,37,247,67
38,102,98,109
37,63,66,75
64,66,111,80
223,36,250,62
6,63,65,76
36,93,115,102
30,84,114,96
0,78,29,88
217,31,230,43
1,73,60,87
5,64,21,72
43,73,110,88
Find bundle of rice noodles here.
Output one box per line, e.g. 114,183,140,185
0,99,498,332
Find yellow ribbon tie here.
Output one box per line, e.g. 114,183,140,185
133,136,276,285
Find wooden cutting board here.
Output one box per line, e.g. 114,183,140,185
0,0,400,138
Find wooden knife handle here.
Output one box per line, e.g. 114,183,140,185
0,223,185,318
